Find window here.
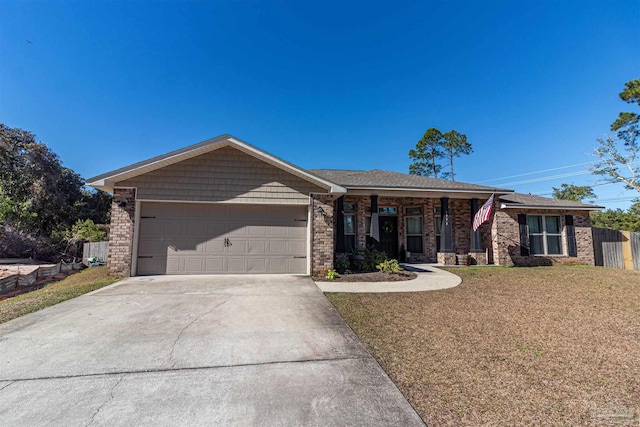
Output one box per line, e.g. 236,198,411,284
365,216,371,234
342,202,357,251
528,215,562,255
379,207,397,214
405,207,423,253
345,214,356,251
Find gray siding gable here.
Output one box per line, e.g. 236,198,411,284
116,146,326,204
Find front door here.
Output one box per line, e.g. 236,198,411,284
379,216,398,259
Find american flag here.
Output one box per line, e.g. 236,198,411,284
473,194,495,231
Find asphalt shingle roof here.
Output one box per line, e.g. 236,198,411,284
309,169,511,193
499,193,604,210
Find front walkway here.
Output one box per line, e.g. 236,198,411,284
315,264,462,293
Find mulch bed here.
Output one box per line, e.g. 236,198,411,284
327,266,640,427
315,270,417,282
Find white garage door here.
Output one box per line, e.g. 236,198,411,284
136,202,308,275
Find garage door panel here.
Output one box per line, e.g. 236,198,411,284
287,241,306,255
183,258,204,273
227,258,248,273
247,240,267,254
226,240,248,255
137,202,307,275
205,258,225,272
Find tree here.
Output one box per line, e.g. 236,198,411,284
590,200,640,232
0,124,112,260
552,183,597,202
591,79,640,193
0,124,84,235
441,130,472,181
409,128,444,178
409,128,472,180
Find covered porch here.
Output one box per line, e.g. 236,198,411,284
330,194,494,267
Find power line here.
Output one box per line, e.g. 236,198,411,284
475,161,595,184
495,170,591,187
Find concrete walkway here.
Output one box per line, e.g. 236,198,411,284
0,275,425,426
315,263,462,293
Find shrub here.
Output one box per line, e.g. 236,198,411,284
376,259,401,274
326,269,340,280
335,259,350,274
363,246,388,271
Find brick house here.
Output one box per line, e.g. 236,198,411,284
86,135,602,277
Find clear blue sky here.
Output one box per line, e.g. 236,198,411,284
1,0,638,209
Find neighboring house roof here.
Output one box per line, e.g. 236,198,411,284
86,135,346,194
499,193,604,210
309,169,512,194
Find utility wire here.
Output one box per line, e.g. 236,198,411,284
475,161,595,184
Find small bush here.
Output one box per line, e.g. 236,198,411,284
335,259,350,274
326,269,340,280
363,246,388,271
376,259,401,274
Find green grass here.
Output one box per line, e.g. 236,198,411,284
0,266,120,324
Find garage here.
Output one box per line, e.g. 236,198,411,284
136,202,309,275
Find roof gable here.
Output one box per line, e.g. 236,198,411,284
86,135,346,194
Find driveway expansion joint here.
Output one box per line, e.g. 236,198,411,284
0,355,373,383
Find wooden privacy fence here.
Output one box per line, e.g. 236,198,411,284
82,241,109,266
592,228,640,270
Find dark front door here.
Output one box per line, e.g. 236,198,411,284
379,216,398,259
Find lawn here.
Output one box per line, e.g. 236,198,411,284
0,266,120,324
327,266,640,427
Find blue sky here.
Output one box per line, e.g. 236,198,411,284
1,0,638,209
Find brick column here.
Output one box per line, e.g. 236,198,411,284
311,195,335,276
107,188,136,277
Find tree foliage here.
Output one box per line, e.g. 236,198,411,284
409,128,472,180
552,183,597,202
409,128,444,178
590,200,640,232
592,79,640,193
0,124,112,260
441,130,472,181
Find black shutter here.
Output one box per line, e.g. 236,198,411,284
336,197,345,253
518,214,529,256
565,215,577,257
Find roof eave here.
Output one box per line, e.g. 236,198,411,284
500,203,604,211
345,186,513,194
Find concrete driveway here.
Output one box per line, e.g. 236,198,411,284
0,275,424,426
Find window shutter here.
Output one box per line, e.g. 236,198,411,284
518,214,529,256
565,215,577,257
336,197,345,253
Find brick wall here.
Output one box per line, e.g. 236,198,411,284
492,208,595,267
107,188,136,277
311,195,335,276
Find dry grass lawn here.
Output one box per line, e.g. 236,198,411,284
327,266,640,426
0,266,119,324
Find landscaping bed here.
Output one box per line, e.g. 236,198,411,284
315,270,417,282
327,266,640,426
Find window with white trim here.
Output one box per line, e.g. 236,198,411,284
405,207,423,253
528,215,563,255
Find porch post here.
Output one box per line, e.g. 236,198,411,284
370,195,381,250
336,196,345,253
440,197,453,253
470,198,483,252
